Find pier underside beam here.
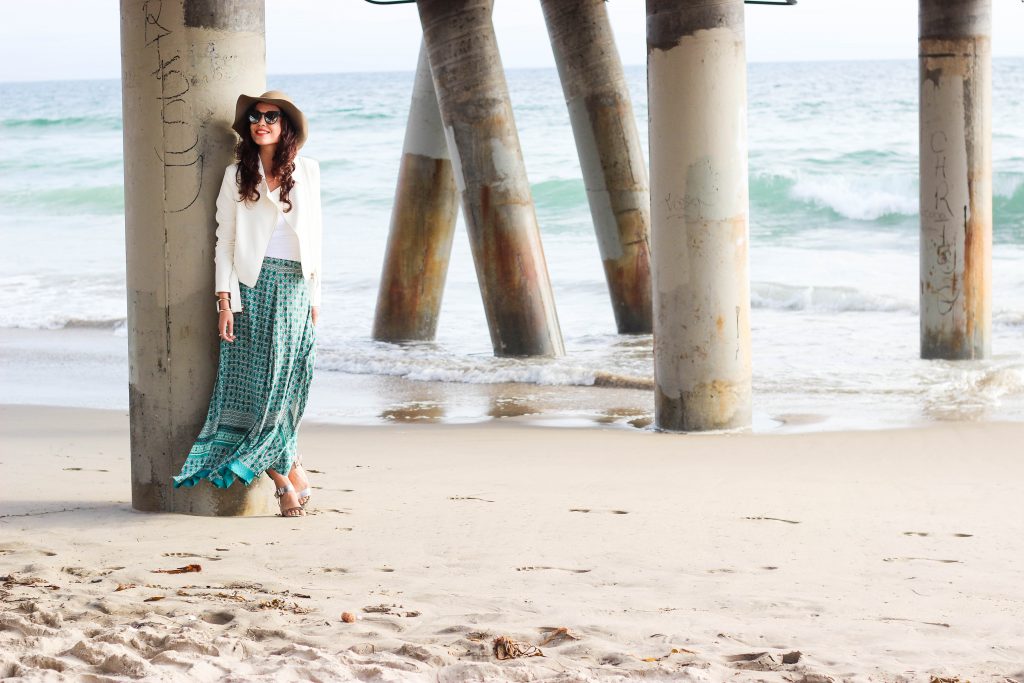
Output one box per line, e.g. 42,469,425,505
373,43,460,342
919,0,991,360
120,0,273,514
541,0,653,335
417,0,565,357
647,0,752,432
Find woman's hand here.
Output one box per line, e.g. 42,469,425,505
219,310,236,342
311,306,319,327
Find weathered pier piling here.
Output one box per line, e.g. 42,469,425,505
373,43,460,342
120,0,273,514
541,0,653,335
417,0,565,357
919,0,992,360
647,0,752,432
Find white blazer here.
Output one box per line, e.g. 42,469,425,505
214,156,323,312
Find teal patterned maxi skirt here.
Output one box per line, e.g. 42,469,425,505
173,257,316,489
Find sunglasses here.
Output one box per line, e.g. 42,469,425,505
248,110,282,125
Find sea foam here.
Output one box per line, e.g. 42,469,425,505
788,172,918,221
752,282,914,313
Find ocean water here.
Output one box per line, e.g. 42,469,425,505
2,60,1023,430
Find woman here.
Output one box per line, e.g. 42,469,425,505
173,91,323,518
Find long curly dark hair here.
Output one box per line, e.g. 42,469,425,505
235,107,298,212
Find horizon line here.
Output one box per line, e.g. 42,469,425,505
2,54,1023,86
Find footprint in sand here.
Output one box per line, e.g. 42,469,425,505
744,516,800,524
201,610,235,625
62,566,95,578
362,604,421,620
162,552,222,561
318,567,349,574
882,557,961,564
569,508,629,515
726,650,803,670
902,531,974,538
516,566,591,573
708,565,778,575
0,546,57,558
878,616,950,628
377,567,395,573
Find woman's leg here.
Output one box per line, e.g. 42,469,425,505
268,468,304,517
287,461,311,505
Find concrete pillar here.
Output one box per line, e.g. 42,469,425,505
647,0,752,432
417,0,565,357
373,43,460,342
121,0,274,514
919,0,991,360
541,0,653,335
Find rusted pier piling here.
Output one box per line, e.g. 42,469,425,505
647,0,752,432
919,0,991,360
417,0,564,357
373,43,460,342
541,0,653,335
120,0,273,514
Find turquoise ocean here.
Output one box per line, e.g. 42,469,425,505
2,60,1023,430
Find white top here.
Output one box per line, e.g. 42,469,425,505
263,187,301,261
214,157,323,312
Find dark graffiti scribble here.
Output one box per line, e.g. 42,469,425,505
144,0,203,214
926,125,960,314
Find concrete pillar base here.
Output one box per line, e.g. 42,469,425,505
542,0,653,335
121,0,274,514
418,0,565,357
648,0,752,432
919,0,992,360
373,44,459,343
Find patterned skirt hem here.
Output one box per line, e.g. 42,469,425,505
173,255,313,491
172,458,260,490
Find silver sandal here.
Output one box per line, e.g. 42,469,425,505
274,483,305,517
293,462,312,508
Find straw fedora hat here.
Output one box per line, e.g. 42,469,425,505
232,90,308,149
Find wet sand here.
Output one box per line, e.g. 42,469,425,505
0,326,919,433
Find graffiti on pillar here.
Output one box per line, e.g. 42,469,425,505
663,191,704,223
144,0,204,214
926,130,960,315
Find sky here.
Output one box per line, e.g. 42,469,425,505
1,1,1023,83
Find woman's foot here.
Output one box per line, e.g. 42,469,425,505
274,483,305,517
288,463,312,508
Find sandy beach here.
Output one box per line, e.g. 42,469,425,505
2,404,1022,681
4,2,1024,680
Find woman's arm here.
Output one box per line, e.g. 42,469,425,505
215,166,238,340
308,158,323,325
217,291,235,341
214,165,238,298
